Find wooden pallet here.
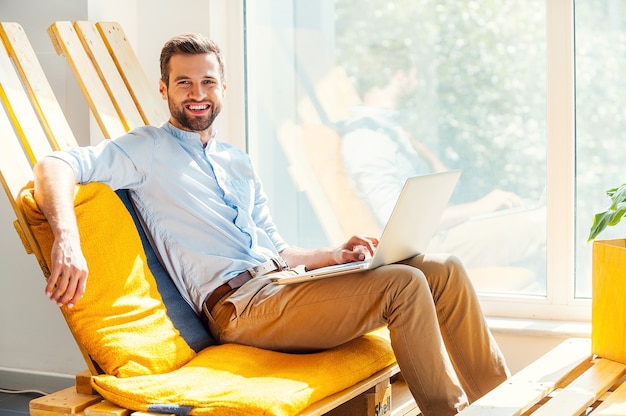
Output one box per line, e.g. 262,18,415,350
29,372,419,416
459,338,626,415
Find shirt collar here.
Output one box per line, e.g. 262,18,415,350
162,122,218,151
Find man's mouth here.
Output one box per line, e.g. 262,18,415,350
186,103,210,113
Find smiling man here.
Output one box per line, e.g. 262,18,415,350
32,33,509,416
160,49,224,142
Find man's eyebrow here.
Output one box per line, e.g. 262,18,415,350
172,75,218,82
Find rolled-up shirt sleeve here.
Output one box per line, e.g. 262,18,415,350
47,131,155,190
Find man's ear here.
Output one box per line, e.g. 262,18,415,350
159,79,167,100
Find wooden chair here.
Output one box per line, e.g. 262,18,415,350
0,20,421,415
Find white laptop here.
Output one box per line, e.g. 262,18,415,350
272,170,461,285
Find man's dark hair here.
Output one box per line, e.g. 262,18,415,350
160,33,225,86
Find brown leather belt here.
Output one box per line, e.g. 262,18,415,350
202,257,288,317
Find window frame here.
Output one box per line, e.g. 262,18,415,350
480,0,588,322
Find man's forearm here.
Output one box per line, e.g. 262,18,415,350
34,156,90,307
33,157,80,238
280,246,335,271
280,234,376,271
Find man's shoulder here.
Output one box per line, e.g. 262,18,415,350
112,125,170,149
125,124,164,137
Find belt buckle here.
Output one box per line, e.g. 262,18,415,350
271,257,289,272
248,257,289,278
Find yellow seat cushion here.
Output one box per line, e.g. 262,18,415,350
91,332,395,416
21,182,195,377
21,181,396,415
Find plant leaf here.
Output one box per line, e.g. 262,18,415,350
589,185,626,241
608,203,626,226
608,184,626,207
589,210,614,242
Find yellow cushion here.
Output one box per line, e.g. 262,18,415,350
21,182,195,377
21,181,397,415
91,331,396,416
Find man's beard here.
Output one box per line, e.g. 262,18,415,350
169,101,220,132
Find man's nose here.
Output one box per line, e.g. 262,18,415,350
189,83,207,99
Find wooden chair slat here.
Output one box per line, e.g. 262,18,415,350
458,338,592,416
73,21,144,132
0,100,32,203
0,22,77,151
96,22,168,126
300,363,399,415
0,29,52,165
0,32,35,197
530,358,626,416
0,39,47,274
47,21,127,139
593,375,626,414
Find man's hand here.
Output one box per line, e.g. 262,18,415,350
280,235,379,271
45,235,88,308
333,235,378,264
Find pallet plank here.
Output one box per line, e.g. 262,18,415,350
96,22,168,126
73,21,144,132
593,376,626,414
29,387,102,414
48,21,126,139
530,358,626,416
0,24,52,165
0,22,76,151
458,338,592,416
84,400,131,416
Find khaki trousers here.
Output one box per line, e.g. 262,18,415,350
205,253,509,416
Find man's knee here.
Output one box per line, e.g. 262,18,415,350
375,264,429,297
404,253,465,278
405,253,474,297
441,254,466,280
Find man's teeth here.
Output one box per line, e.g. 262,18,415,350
188,104,208,110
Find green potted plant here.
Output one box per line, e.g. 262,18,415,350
588,183,626,241
588,182,626,365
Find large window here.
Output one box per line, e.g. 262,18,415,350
574,0,626,299
244,0,615,321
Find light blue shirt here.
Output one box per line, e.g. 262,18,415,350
50,123,288,313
